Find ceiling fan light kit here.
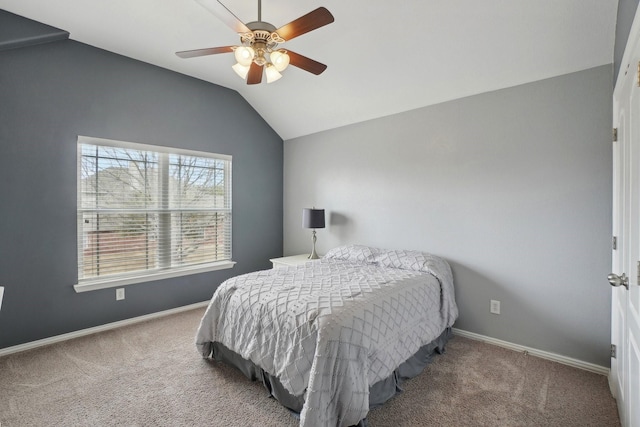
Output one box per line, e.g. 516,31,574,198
176,0,334,85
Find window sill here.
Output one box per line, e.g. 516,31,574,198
73,261,236,293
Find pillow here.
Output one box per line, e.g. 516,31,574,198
373,249,430,273
374,249,454,292
323,245,377,263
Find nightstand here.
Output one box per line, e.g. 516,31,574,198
269,254,321,268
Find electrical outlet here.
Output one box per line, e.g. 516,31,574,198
490,300,500,314
116,288,125,301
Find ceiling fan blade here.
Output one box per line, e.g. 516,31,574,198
287,50,327,75
247,62,263,84
175,46,234,59
196,0,251,34
274,7,334,41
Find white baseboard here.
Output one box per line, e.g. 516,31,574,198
453,328,610,376
0,301,210,358
608,371,618,399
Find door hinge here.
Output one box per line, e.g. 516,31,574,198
611,344,617,359
613,236,618,250
613,128,618,142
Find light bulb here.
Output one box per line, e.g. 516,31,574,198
270,50,290,72
265,64,282,83
234,46,255,66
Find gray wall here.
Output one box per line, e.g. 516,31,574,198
615,0,640,83
0,13,283,350
284,65,613,367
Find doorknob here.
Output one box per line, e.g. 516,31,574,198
608,273,629,290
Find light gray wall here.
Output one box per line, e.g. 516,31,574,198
0,12,283,350
615,0,640,83
284,65,613,367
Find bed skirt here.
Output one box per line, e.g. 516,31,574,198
207,327,452,426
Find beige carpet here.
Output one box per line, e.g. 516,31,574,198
0,308,620,426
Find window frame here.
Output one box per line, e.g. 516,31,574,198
74,136,234,293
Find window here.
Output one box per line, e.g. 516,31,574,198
75,136,233,292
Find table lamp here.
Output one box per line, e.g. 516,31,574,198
302,208,325,259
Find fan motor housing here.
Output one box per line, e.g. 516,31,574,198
246,21,276,33
243,21,285,47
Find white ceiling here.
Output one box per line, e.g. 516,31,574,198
1,0,618,140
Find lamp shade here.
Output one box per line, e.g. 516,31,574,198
302,208,325,229
232,63,250,79
234,46,255,66
270,50,290,72
265,64,283,83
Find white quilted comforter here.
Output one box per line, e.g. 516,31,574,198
196,246,458,426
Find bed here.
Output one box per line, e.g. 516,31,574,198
195,245,458,426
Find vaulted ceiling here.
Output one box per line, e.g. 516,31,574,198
0,0,618,140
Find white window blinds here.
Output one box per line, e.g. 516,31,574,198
77,136,232,284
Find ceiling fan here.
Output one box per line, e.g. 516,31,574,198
176,0,335,85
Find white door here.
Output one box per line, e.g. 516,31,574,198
612,23,640,426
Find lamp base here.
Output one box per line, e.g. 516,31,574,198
308,229,320,259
